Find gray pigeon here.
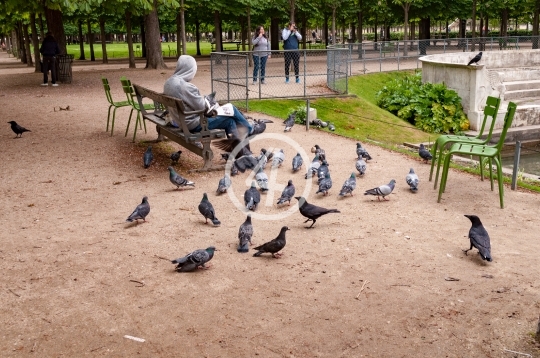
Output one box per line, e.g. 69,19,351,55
317,160,330,184
256,149,270,169
311,144,326,161
170,150,182,164
171,246,216,272
292,152,303,172
305,154,321,179
251,119,270,136
356,142,372,160
198,193,220,226
272,149,285,168
244,181,261,211
277,180,295,205
405,168,419,192
126,196,150,223
256,167,269,192
419,144,432,163
364,179,396,201
316,172,333,196
463,215,492,262
168,166,195,189
328,122,335,131
295,196,340,228
339,173,356,197
355,158,367,176
284,113,295,132
253,226,289,258
8,121,31,138
216,175,231,194
237,215,253,253
143,146,153,168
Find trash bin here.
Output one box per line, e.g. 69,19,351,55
56,54,74,83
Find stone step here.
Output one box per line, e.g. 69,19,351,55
504,80,540,91
504,88,540,101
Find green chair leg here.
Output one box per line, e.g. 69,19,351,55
106,105,113,132
429,142,439,182
495,157,504,208
433,147,445,189
488,158,494,191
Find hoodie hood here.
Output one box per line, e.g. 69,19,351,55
172,55,197,82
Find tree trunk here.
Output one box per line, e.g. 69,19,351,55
351,25,356,42
99,17,108,63
195,20,201,55
403,3,409,55
331,6,336,45
126,11,135,68
533,1,539,48
357,9,363,43
144,0,166,69
17,24,26,62
78,20,85,60
22,23,33,66
324,13,328,45
301,12,307,48
247,6,251,60
30,13,41,72
44,7,67,54
11,30,18,58
140,18,146,58
176,13,182,56
471,0,476,50
271,18,279,50
374,14,378,43
87,20,95,61
180,0,187,55
38,14,45,39
213,11,222,52
289,0,295,23
501,9,508,37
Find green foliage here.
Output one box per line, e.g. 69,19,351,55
288,105,307,124
376,72,469,134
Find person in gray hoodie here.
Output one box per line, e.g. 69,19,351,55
252,25,271,84
163,55,253,139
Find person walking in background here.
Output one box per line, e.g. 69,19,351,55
39,32,60,87
282,21,302,84
252,25,271,85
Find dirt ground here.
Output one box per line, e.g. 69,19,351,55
1,52,540,357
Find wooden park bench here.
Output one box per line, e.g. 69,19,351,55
133,84,227,172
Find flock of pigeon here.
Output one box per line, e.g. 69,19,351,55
6,117,492,272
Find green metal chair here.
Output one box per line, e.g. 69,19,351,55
120,77,153,142
430,96,501,188
102,77,131,136
437,102,517,209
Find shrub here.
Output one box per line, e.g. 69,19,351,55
288,105,307,124
376,72,469,134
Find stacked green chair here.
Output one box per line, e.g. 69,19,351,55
430,96,501,189
437,102,517,209
102,77,131,136
120,77,154,142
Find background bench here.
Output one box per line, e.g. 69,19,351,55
133,84,227,172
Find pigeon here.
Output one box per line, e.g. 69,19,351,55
220,153,230,161
198,193,220,226
292,152,303,172
305,154,321,179
364,179,396,201
204,91,219,116
143,146,153,168
356,142,372,160
250,118,272,136
277,180,295,205
272,149,285,168
463,215,492,262
171,246,216,272
467,51,482,66
418,143,433,163
237,215,253,253
167,166,195,189
317,160,330,183
7,121,31,138
170,150,182,164
328,122,335,131
126,196,150,223
316,172,333,196
256,167,269,192
216,175,231,194
339,173,356,197
405,168,419,192
233,154,259,174
253,226,289,258
311,144,326,161
355,158,367,176
256,149,270,169
284,113,295,132
244,181,261,211
295,196,340,228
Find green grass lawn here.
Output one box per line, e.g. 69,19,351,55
64,42,214,59
242,71,437,146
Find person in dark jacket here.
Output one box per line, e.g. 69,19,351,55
282,21,302,84
39,32,61,86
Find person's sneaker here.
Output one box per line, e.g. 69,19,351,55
52,83,59,87
295,78,300,83
285,78,290,84
261,80,265,84
41,83,48,86
252,81,257,85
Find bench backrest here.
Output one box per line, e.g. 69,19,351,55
133,84,206,135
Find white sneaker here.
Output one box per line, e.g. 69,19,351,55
41,83,48,86
52,83,59,87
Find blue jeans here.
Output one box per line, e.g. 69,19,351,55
191,106,252,137
253,55,268,82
